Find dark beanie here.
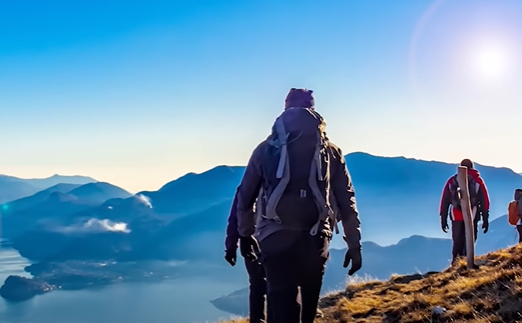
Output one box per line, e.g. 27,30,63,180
515,189,522,200
460,159,474,169
284,88,314,110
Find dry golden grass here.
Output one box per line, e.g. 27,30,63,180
222,243,522,323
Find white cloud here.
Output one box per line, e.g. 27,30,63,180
135,194,152,208
55,218,131,234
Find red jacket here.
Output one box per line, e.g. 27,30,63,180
439,168,490,222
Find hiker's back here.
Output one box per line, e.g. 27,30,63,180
448,173,480,210
261,107,327,231
233,87,363,323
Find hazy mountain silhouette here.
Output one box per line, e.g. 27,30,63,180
0,174,97,204
137,165,244,215
324,235,452,289
11,199,231,262
2,182,132,240
4,153,522,305
10,166,245,261
1,183,82,214
6,152,522,263
66,182,132,203
2,174,97,189
134,152,521,246
476,214,520,254
0,178,39,205
137,200,234,261
342,152,522,245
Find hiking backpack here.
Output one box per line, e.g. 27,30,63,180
447,174,480,211
507,189,522,226
259,107,339,236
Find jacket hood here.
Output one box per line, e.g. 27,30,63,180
467,168,481,180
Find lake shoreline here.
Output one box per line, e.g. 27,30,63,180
0,247,247,323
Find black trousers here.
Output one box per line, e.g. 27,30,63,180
451,218,479,262
244,257,267,323
259,230,329,323
517,225,522,243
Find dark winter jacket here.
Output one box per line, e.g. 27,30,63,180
235,140,361,251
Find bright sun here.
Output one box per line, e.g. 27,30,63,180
472,45,511,80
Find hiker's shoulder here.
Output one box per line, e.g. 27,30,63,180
250,139,270,157
326,141,344,157
446,174,457,184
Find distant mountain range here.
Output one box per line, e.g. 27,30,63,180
4,152,522,262
1,182,132,241
0,174,97,204
342,152,522,246
2,152,522,306
136,165,245,215
476,214,520,254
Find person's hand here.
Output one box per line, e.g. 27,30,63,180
482,219,489,234
240,236,260,262
343,248,362,276
224,250,237,266
481,210,489,234
441,217,449,233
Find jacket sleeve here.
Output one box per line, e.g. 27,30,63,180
329,145,361,250
224,188,240,253
476,178,490,220
236,143,265,238
478,178,490,212
439,178,452,219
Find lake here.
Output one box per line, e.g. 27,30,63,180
0,247,245,323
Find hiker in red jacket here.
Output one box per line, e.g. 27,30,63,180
235,88,362,323
439,159,490,264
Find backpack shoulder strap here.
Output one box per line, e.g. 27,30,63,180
308,131,331,236
264,113,290,224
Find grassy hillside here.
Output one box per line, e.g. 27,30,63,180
220,243,522,323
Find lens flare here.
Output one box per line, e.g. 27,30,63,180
472,45,510,80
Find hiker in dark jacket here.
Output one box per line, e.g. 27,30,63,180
439,159,490,264
225,185,324,322
224,187,267,323
235,88,362,323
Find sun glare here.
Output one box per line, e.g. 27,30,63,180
471,45,511,81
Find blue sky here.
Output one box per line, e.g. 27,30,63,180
1,0,522,192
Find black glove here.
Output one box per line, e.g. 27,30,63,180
239,236,260,262
343,247,362,276
441,216,449,233
479,209,489,234
482,218,489,234
224,250,237,266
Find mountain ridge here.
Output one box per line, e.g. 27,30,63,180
2,182,134,241
0,174,97,204
2,152,521,312
5,151,520,259
145,151,521,246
